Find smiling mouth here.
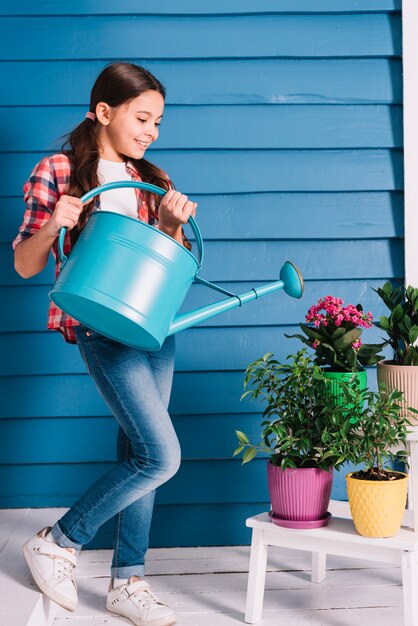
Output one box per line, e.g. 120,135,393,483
135,139,150,149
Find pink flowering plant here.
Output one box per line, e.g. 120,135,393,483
286,296,385,372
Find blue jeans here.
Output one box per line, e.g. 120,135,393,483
49,325,180,578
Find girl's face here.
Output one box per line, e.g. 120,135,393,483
96,90,164,162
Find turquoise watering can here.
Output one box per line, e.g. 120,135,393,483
49,181,304,350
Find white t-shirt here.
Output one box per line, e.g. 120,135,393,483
97,158,138,219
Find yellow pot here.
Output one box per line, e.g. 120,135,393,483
346,471,408,537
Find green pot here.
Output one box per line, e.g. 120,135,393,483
323,370,367,409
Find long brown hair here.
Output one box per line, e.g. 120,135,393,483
62,62,174,245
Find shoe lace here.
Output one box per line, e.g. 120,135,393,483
56,557,75,582
132,587,163,610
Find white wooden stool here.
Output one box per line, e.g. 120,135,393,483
244,431,418,625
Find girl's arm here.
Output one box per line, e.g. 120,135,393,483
14,195,83,279
159,224,185,246
14,225,60,278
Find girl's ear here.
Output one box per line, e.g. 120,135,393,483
95,102,111,126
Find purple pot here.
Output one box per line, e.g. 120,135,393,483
267,461,333,522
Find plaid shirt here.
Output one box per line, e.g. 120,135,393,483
13,153,165,344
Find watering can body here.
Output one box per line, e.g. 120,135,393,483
49,181,304,350
50,210,199,350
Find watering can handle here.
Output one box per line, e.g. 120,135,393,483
57,181,203,267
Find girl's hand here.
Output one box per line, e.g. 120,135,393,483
158,190,197,237
45,195,84,237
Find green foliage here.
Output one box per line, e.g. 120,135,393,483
338,382,416,476
374,282,418,365
233,350,361,471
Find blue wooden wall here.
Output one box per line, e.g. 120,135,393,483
0,1,403,548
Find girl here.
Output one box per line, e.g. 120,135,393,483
14,62,197,626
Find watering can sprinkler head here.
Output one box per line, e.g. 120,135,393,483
280,261,304,299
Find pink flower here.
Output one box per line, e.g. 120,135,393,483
305,296,374,332
352,339,362,350
312,340,320,349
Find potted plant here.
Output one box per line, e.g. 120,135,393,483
342,382,415,537
286,295,385,402
233,350,359,529
375,282,418,422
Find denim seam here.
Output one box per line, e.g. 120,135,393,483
75,336,92,375
64,338,151,540
114,434,130,570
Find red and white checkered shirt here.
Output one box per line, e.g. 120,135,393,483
13,153,161,344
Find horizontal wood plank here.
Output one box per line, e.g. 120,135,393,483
0,14,401,60
0,414,266,463
3,191,404,243
57,579,404,614
0,278,398,331
1,238,404,286
0,105,403,153
0,1,402,16
0,59,402,106
0,324,390,375
0,372,260,418
0,459,271,506
0,369,380,420
1,150,403,198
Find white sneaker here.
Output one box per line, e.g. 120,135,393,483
106,577,176,626
22,526,77,611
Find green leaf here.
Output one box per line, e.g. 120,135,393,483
235,430,249,444
404,350,414,365
381,281,393,297
358,354,384,366
334,328,362,350
233,445,245,456
391,303,405,324
358,342,386,354
331,327,346,340
299,324,324,342
284,333,313,348
409,325,418,344
345,347,357,368
242,447,257,464
378,315,390,330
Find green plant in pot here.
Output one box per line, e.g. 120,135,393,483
375,282,418,422
233,350,359,529
286,296,385,402
342,381,416,537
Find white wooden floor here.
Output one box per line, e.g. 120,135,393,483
0,508,405,626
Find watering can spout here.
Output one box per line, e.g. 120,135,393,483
168,261,304,336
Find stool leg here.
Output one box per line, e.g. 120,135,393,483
311,551,326,583
401,551,418,626
245,529,268,623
